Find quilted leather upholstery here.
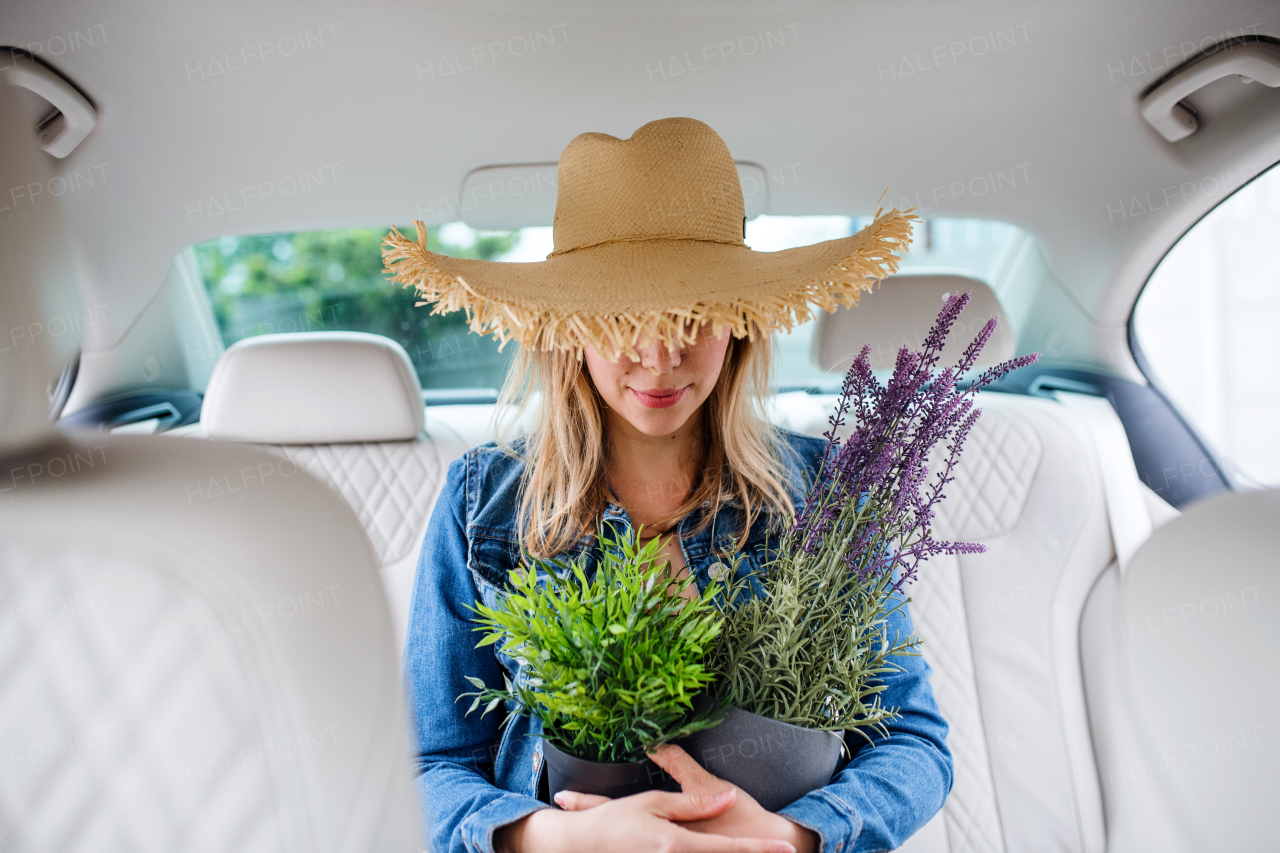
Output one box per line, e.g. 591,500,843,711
0,537,283,852
929,394,1107,853
259,440,447,567
932,410,1041,540
180,415,474,652
0,435,421,852
906,550,1005,853
252,431,469,652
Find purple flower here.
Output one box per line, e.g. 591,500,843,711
788,292,1040,590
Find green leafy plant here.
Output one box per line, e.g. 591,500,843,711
462,525,725,764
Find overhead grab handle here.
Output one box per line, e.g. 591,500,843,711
0,49,96,158
1140,40,1280,142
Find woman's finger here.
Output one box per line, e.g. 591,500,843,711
649,743,725,793
645,787,737,822
553,790,612,810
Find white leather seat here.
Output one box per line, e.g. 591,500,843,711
776,274,1181,853
1081,487,1279,853
0,82,419,852
190,332,473,652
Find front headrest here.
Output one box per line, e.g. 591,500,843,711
0,78,84,454
812,273,1015,374
202,332,425,444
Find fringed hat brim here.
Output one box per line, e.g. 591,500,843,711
383,207,916,361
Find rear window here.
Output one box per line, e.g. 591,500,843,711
193,226,519,396
191,216,1028,397
757,216,1027,389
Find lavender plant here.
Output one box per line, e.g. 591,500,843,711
708,292,1040,740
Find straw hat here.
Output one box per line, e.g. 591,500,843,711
383,117,915,361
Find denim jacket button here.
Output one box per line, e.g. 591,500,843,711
708,561,730,581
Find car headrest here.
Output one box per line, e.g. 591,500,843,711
0,80,84,455
202,332,425,444
811,273,1015,374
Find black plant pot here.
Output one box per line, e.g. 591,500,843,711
542,739,670,803
676,707,844,812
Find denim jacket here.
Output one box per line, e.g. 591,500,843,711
404,431,953,853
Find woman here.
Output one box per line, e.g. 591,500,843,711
390,118,952,853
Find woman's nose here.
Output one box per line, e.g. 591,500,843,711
638,339,681,373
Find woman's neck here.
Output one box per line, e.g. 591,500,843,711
603,407,703,529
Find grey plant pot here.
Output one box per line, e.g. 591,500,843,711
676,707,845,812
542,739,669,803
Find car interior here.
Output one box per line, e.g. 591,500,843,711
2,2,1278,851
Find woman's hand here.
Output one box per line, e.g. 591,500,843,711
555,744,819,853
497,786,796,853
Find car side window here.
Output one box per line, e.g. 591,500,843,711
1132,161,1280,487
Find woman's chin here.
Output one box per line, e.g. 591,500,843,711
621,403,696,437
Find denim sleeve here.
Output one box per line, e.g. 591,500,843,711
403,455,548,853
779,597,953,853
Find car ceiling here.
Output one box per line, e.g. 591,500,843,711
4,0,1280,360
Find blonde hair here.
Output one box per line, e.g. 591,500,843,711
495,330,796,560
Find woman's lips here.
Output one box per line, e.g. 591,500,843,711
630,387,686,409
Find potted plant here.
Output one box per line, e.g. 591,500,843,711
461,525,725,801
682,292,1040,811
